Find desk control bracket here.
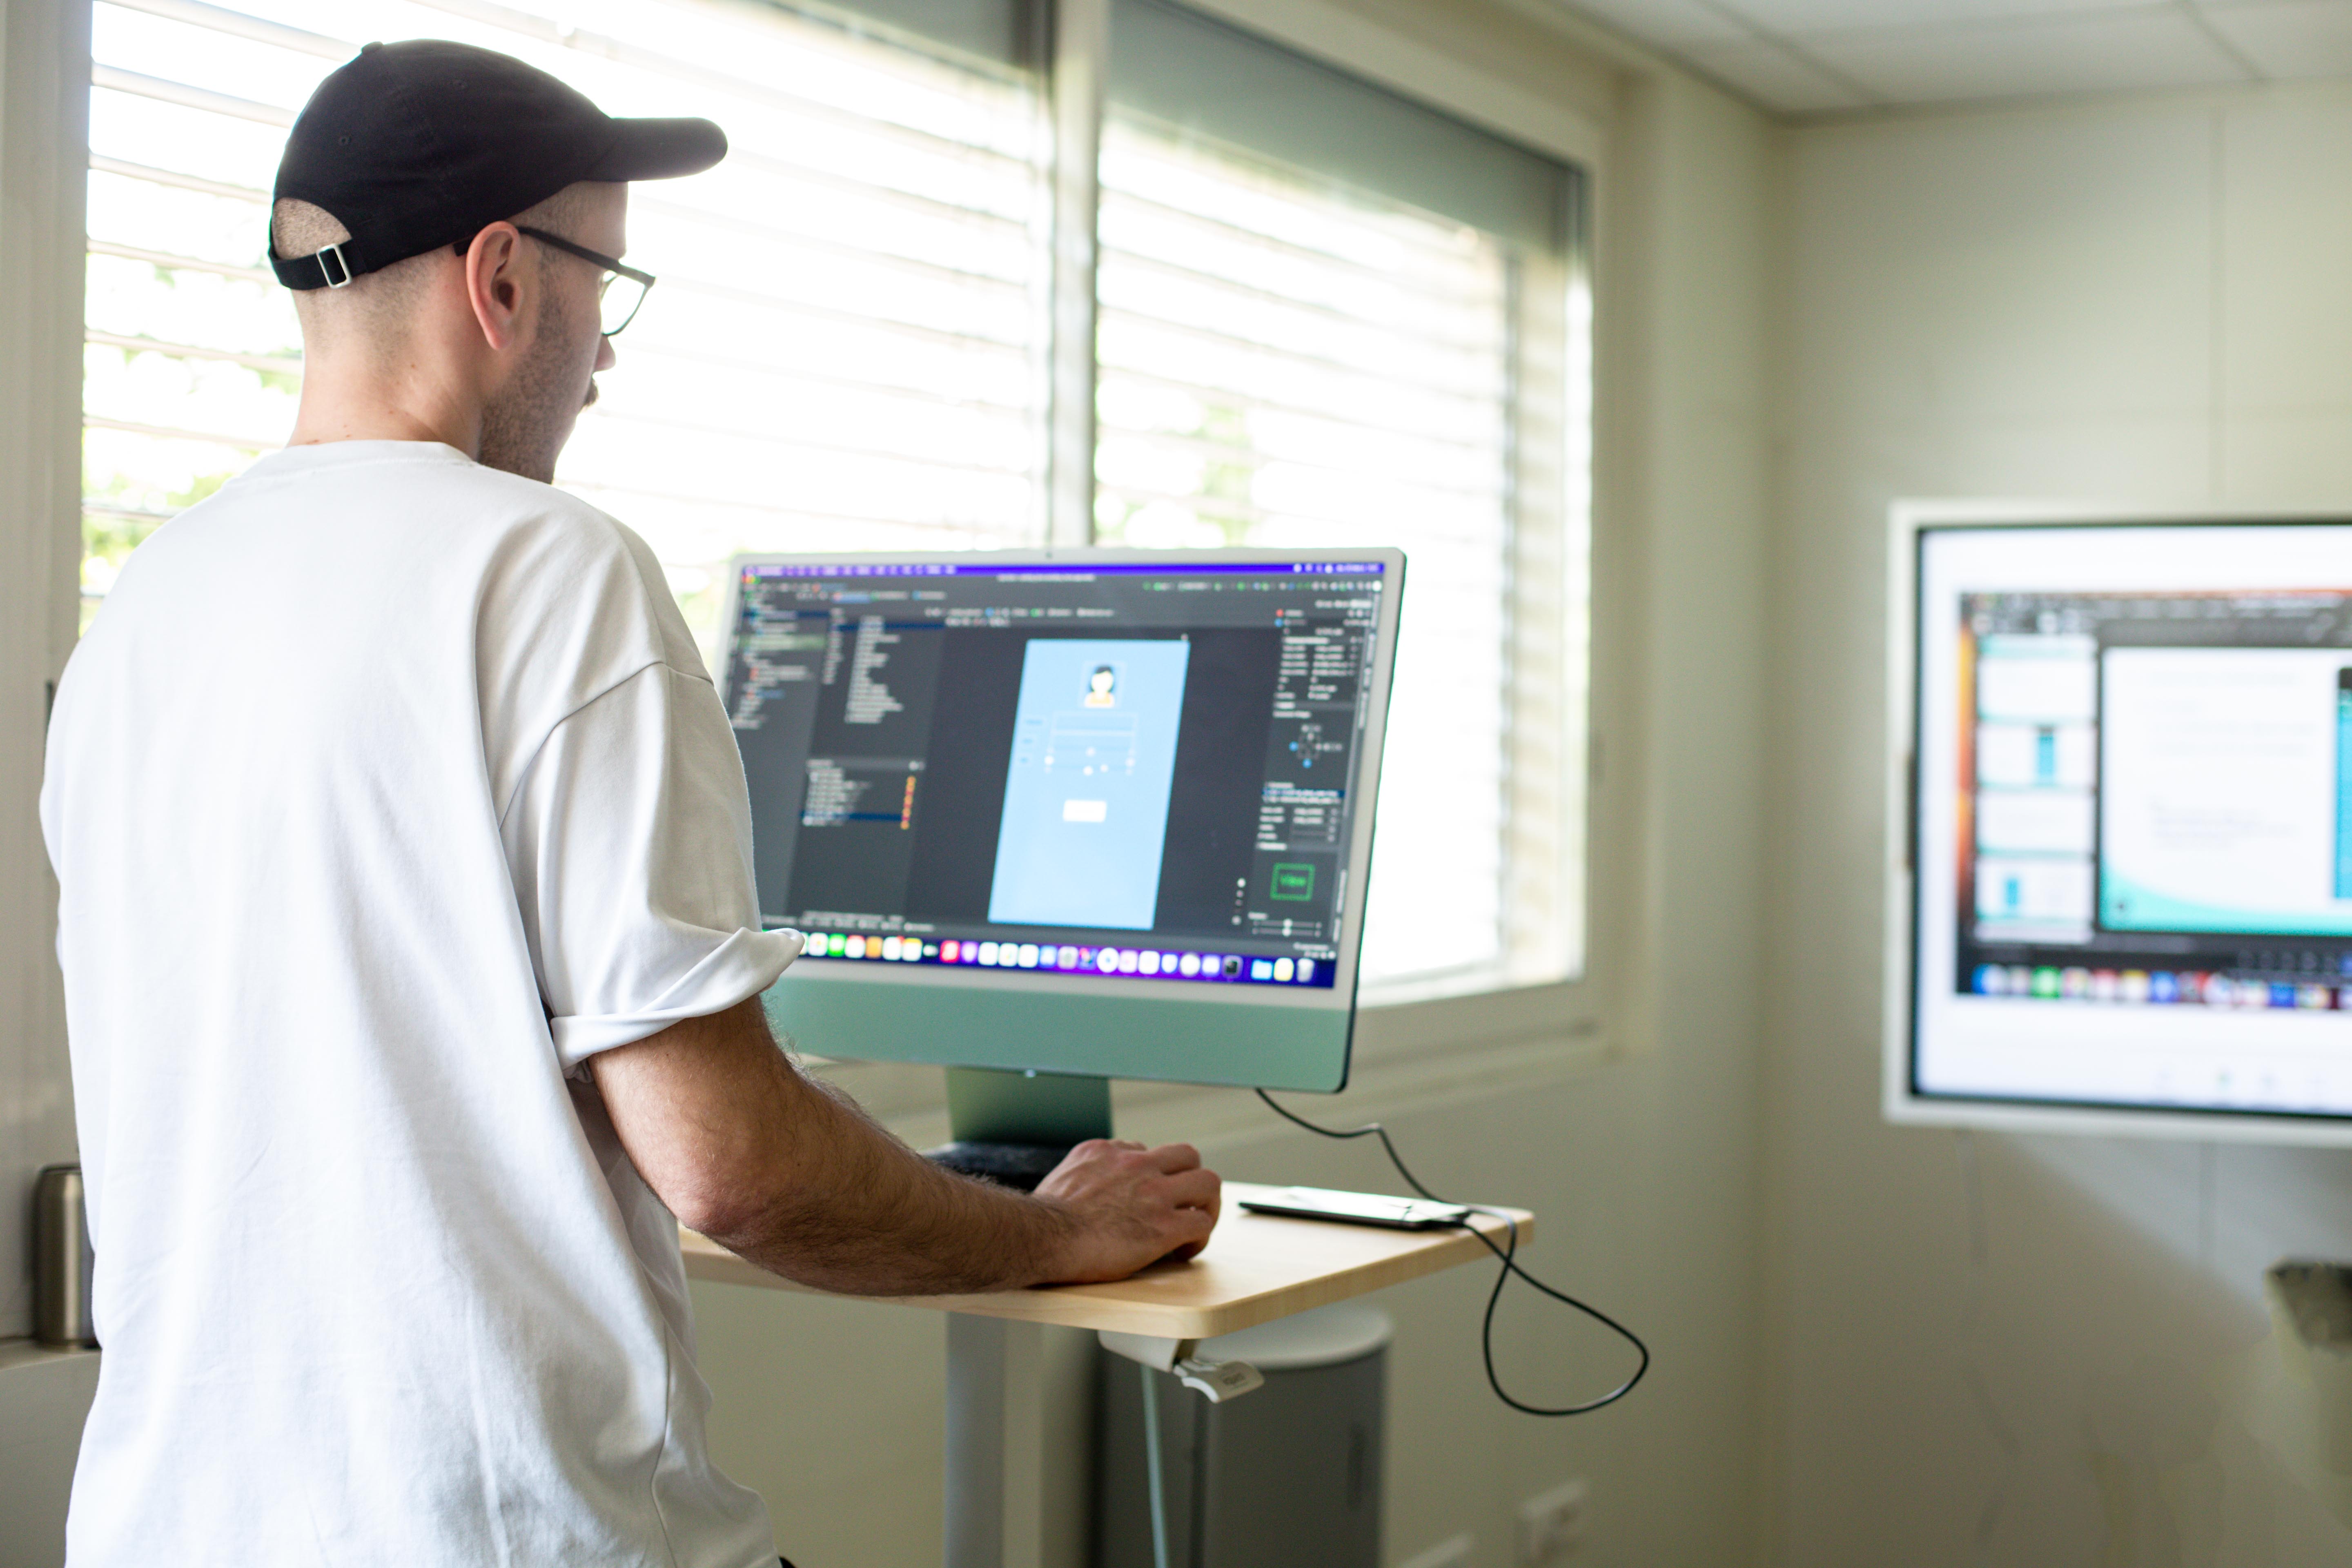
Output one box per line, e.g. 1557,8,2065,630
1098,1330,1264,1402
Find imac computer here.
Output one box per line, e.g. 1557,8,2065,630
1890,505,2352,1144
717,548,1404,1178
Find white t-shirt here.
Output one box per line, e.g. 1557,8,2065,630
41,441,802,1567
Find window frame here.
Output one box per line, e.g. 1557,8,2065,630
1053,0,1613,1068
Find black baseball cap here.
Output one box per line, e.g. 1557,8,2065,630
271,39,725,291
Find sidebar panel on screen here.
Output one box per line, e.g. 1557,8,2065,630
2338,667,2352,903
724,603,826,911
786,615,946,920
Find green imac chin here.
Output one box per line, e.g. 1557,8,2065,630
762,962,1356,1094
722,546,1403,1165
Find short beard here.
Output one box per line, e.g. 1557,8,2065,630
477,290,598,484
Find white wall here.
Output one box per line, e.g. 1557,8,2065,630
0,0,99,1552
684,52,1783,1568
0,1346,96,1568
1771,80,2352,1565
0,0,91,1344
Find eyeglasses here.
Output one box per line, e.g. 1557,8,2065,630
456,225,656,337
521,227,655,337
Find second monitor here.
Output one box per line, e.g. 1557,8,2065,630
720,548,1404,1097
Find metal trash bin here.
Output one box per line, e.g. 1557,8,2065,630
1096,1302,1392,1568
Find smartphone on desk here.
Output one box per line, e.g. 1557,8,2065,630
1238,1186,1472,1230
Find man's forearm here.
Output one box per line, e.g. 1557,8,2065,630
593,998,1216,1296
702,1062,1079,1296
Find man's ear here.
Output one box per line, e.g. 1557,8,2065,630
462,222,532,352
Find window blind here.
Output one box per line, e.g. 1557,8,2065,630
80,0,1051,653
1098,0,1586,992
812,0,1034,68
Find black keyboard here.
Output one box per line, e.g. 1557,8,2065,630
923,1140,1074,1192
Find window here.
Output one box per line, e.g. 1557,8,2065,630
82,0,1051,657
1097,0,1588,995
78,0,1588,1007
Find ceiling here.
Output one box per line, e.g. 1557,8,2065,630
1549,0,2352,116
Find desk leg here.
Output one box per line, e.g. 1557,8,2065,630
944,1313,1046,1568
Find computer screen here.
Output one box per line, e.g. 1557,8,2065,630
1899,514,2352,1138
718,549,1403,1092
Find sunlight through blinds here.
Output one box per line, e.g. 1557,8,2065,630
1097,0,1585,992
1092,124,1519,987
80,0,1050,651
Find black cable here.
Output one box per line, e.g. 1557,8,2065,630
1254,1087,1649,1417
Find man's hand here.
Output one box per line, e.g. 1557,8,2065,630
1034,1139,1220,1282
591,999,1222,1297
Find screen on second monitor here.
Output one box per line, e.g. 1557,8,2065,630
1908,518,2352,1131
722,554,1392,997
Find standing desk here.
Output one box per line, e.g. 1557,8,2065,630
682,1180,1534,1568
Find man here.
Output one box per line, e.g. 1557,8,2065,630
40,40,1218,1567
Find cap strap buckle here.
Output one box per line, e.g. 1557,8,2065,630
313,242,353,289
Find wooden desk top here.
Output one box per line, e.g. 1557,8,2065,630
680,1181,1533,1341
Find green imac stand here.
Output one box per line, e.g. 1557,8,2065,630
724,546,1404,1183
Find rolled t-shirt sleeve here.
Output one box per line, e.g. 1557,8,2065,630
501,659,802,1068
